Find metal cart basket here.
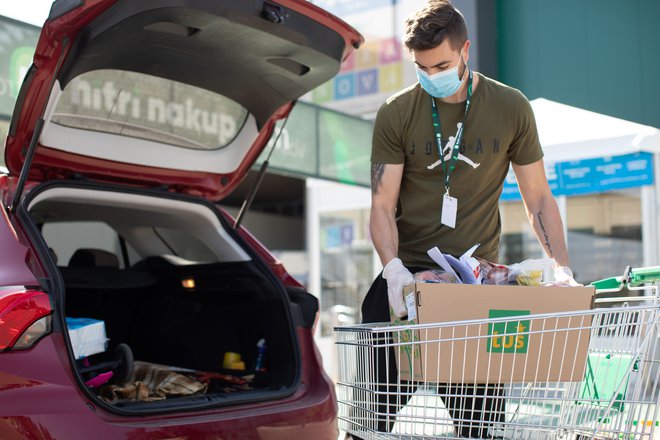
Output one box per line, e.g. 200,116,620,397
336,283,660,440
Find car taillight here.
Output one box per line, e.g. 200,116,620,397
0,288,52,350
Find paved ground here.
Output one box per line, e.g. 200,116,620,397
338,386,660,440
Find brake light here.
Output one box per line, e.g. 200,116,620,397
0,288,52,350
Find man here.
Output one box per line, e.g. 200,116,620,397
353,1,578,438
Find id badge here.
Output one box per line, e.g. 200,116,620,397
441,193,458,228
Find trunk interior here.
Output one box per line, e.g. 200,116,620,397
25,184,300,410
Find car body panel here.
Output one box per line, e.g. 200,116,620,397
0,183,40,287
0,330,336,438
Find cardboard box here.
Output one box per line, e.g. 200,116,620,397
391,283,595,383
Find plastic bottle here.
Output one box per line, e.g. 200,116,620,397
255,338,267,373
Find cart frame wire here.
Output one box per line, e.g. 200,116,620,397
336,287,660,440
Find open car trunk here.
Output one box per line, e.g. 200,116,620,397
25,183,301,411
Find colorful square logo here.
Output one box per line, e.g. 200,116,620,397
379,62,402,93
380,37,402,64
357,69,378,95
487,310,530,353
334,73,355,100
356,42,379,69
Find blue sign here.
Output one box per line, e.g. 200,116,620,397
501,152,654,201
325,223,354,248
325,226,341,248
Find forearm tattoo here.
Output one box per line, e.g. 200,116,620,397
371,163,385,194
536,210,553,257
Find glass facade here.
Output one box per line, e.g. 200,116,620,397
0,18,38,117
499,191,644,284
318,209,374,336
259,103,372,187
0,17,39,167
566,193,643,283
0,118,8,166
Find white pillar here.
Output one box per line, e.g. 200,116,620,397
306,179,339,381
642,184,659,267
305,179,322,333
640,153,660,267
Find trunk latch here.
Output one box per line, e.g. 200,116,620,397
262,2,288,24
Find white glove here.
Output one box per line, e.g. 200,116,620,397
382,258,415,318
553,266,581,287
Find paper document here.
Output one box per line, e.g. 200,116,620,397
426,244,483,284
427,247,461,283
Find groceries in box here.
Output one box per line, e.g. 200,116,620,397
391,245,594,383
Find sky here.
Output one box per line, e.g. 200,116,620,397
0,0,53,26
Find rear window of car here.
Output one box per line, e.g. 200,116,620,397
153,227,219,263
51,69,248,150
42,221,139,268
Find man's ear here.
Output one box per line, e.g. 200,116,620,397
462,40,471,64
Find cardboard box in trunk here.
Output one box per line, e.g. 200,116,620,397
390,283,595,383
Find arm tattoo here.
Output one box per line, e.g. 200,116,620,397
371,163,385,194
536,210,553,257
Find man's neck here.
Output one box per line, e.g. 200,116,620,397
439,71,479,104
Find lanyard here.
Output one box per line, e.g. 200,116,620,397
431,70,473,192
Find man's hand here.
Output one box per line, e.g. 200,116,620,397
382,258,415,318
553,265,581,287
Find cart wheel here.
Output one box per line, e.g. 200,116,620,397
113,343,134,385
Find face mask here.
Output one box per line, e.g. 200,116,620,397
416,54,466,98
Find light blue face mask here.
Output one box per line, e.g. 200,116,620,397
416,54,466,98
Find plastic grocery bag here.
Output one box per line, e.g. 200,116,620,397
508,259,555,286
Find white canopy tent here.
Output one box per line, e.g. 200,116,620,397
529,98,660,266
530,98,660,162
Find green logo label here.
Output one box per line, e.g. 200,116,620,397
487,310,530,353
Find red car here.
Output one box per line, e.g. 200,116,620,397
0,0,362,438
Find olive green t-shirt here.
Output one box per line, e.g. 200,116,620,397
372,73,543,266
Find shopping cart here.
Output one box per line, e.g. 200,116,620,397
336,267,660,440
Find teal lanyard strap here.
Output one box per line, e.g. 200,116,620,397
431,70,473,191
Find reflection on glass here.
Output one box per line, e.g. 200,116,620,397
499,192,643,285
52,70,248,150
0,119,8,167
319,209,373,336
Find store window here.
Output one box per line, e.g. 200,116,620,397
499,202,544,264
318,209,374,337
565,192,642,284
499,190,643,284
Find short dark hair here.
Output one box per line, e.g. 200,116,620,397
403,0,468,52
